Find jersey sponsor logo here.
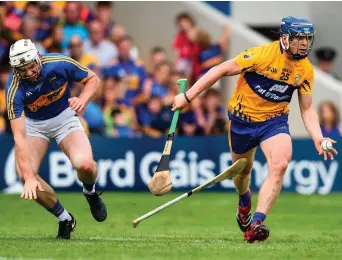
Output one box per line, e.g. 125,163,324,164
26,91,33,97
27,83,66,112
244,72,296,103
254,85,291,102
269,84,289,93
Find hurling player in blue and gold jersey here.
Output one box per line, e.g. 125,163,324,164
172,17,338,243
5,39,107,239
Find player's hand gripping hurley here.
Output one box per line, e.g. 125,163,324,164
134,158,248,228
148,79,187,196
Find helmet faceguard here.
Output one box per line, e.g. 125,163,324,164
9,39,42,82
280,17,315,60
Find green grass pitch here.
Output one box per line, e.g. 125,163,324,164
0,192,342,259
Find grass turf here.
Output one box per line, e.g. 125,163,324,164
0,192,341,260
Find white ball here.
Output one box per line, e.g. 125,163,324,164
321,140,333,151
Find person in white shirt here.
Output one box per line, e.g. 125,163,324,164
83,20,117,66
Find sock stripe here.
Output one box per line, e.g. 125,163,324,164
47,200,65,217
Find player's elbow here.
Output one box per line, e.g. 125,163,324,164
92,74,101,90
215,59,241,77
85,70,101,90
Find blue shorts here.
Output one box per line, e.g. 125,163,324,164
228,112,291,154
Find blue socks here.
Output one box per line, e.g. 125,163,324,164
239,190,251,207
47,200,64,217
252,212,266,224
47,200,72,222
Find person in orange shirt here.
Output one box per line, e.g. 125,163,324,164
172,17,338,243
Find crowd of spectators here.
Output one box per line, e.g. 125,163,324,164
0,1,229,138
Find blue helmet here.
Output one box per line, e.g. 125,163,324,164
280,16,315,60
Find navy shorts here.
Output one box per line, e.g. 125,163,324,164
228,112,291,154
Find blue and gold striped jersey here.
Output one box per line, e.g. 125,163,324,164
228,41,314,122
6,53,89,120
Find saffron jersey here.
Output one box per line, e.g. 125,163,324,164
228,41,314,122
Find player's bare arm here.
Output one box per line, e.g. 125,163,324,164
68,69,100,113
172,59,241,111
299,93,338,160
10,117,44,199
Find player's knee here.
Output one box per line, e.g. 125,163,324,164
240,161,253,177
269,159,289,178
76,159,96,174
234,158,253,177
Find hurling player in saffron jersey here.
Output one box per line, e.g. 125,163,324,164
6,39,107,239
171,17,338,243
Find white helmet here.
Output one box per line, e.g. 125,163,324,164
9,39,42,80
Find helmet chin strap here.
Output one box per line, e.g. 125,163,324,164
280,35,307,60
280,35,290,51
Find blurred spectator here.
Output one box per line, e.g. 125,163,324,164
0,4,11,68
69,35,99,69
201,89,226,135
82,99,104,135
102,78,138,137
23,1,40,19
2,2,22,31
165,70,186,105
318,101,342,140
315,47,340,80
143,61,172,104
42,25,64,53
104,35,146,106
109,24,139,60
148,46,168,76
13,1,27,13
16,15,46,54
110,108,138,138
84,20,117,66
23,2,40,19
60,1,88,49
35,2,59,42
0,3,20,67
95,1,115,37
137,95,172,138
79,3,96,24
50,1,67,17
173,12,200,81
0,71,8,134
191,25,229,88
178,108,203,136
